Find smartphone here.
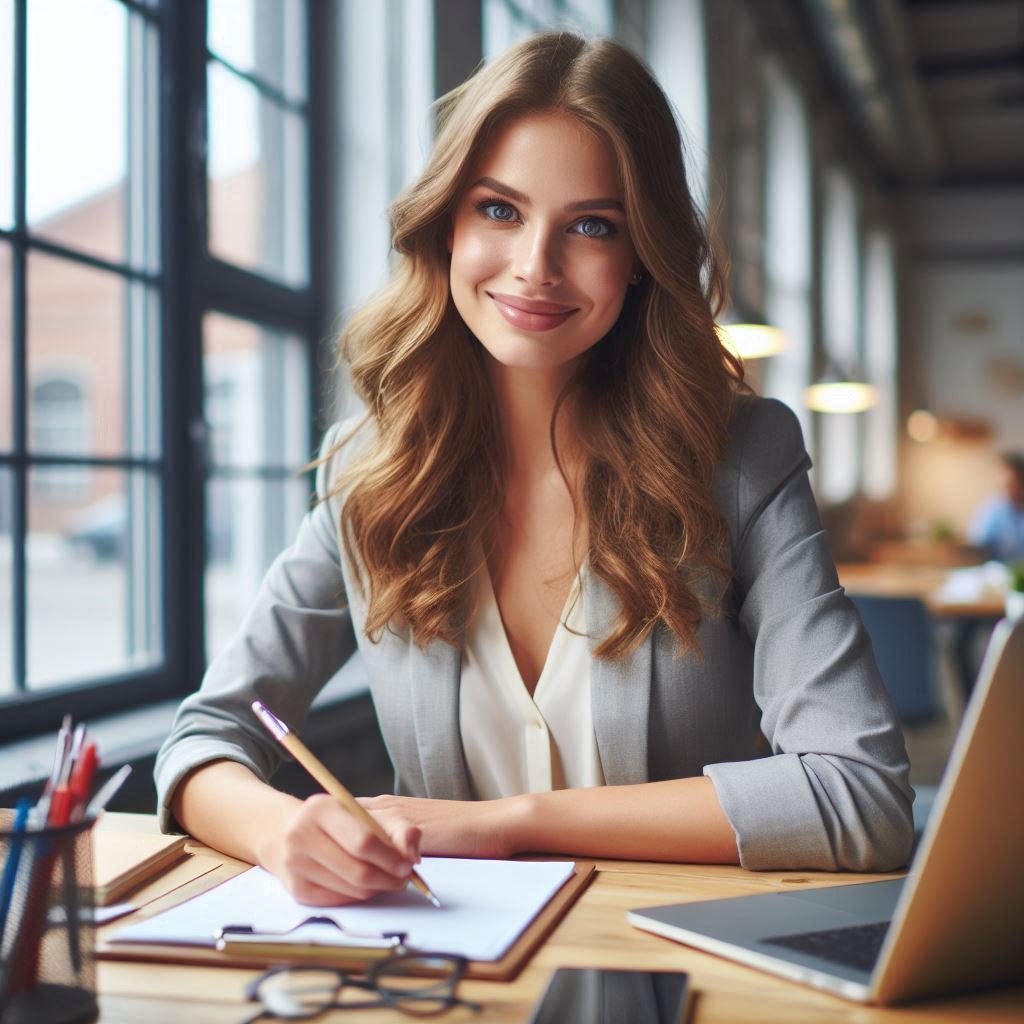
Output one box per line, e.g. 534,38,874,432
527,967,694,1024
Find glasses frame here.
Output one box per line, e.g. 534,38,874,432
243,951,482,1020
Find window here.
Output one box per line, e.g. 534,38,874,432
30,376,89,498
762,56,813,442
331,0,435,423
648,0,708,212
0,0,329,740
202,312,310,661
1,0,163,716
818,167,862,504
483,0,614,58
862,229,897,499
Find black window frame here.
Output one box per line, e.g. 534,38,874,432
0,0,328,742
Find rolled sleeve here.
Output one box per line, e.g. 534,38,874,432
704,398,915,871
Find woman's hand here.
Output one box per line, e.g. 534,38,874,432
357,794,526,860
260,793,423,906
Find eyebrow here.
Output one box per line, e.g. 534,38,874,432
469,176,625,213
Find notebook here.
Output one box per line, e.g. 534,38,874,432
629,616,1024,1005
93,832,190,905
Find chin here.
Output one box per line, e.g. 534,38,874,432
479,335,591,375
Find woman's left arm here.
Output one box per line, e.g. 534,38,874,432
361,776,738,862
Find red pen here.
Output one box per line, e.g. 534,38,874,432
69,743,99,821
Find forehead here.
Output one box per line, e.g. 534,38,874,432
470,110,623,200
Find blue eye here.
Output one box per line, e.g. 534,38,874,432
477,200,518,223
573,217,615,239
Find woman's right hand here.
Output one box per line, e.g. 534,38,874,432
262,793,422,906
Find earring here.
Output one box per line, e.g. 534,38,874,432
629,270,644,285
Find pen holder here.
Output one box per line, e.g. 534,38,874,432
0,817,98,1024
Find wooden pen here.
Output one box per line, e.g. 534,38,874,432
251,700,442,908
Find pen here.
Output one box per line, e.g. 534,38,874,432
70,742,99,821
84,764,132,820
0,797,32,950
251,700,442,909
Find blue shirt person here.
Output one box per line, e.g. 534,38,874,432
969,453,1024,563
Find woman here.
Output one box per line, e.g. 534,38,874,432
156,32,913,906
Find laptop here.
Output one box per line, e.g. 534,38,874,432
628,616,1024,1005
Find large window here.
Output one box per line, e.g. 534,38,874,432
818,167,862,504
648,0,707,212
1,0,163,717
762,56,813,442
483,0,613,58
862,228,897,499
0,0,326,740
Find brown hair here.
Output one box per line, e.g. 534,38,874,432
334,32,743,659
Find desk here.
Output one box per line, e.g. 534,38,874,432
837,563,1007,619
93,814,1023,1023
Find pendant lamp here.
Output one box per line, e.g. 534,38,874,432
803,357,877,413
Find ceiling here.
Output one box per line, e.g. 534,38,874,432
803,0,1024,186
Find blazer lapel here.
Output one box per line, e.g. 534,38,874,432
586,574,653,786
408,637,472,800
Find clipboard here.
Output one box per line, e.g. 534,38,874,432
97,859,595,981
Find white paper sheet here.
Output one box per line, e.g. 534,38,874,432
109,858,575,962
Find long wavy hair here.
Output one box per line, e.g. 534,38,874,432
333,32,743,660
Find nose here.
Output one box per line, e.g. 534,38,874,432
512,222,562,287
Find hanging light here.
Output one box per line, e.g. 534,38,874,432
803,357,878,413
718,322,788,359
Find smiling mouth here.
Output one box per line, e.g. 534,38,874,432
488,293,579,332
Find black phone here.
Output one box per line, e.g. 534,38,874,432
527,967,693,1024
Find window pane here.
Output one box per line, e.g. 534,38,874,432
819,168,861,504
0,467,11,696
207,62,308,286
27,253,159,460
1,0,13,230
26,0,159,270
203,312,311,470
208,0,307,102
27,466,161,688
863,231,897,499
205,474,309,661
203,311,311,662
0,240,10,451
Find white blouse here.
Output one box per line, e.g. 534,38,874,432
459,564,606,800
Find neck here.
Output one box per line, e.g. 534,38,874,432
487,359,581,484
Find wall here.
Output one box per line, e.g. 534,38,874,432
901,187,1024,537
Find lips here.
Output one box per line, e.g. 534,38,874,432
488,292,578,332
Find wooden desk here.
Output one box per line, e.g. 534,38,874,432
837,563,1007,619
93,815,1023,1023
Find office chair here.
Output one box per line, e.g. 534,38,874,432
850,594,939,724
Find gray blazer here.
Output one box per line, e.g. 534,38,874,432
155,395,914,871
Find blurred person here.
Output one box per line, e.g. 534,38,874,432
156,32,913,907
969,452,1024,563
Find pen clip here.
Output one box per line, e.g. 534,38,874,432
214,916,406,945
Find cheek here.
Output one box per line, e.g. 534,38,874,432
450,227,507,287
584,258,632,313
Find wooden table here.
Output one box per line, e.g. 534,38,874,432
93,814,1023,1023
837,563,1007,619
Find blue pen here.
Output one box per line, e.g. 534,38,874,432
0,797,33,950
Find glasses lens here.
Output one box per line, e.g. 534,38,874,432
374,955,461,998
256,968,342,1018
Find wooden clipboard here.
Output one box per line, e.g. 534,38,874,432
97,859,596,981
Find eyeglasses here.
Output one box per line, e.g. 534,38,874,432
241,953,483,1021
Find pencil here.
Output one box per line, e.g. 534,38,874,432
251,700,442,909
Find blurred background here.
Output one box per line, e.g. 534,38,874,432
1,0,1022,809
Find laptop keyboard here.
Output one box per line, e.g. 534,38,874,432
762,921,890,972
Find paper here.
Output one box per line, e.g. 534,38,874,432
109,858,575,962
